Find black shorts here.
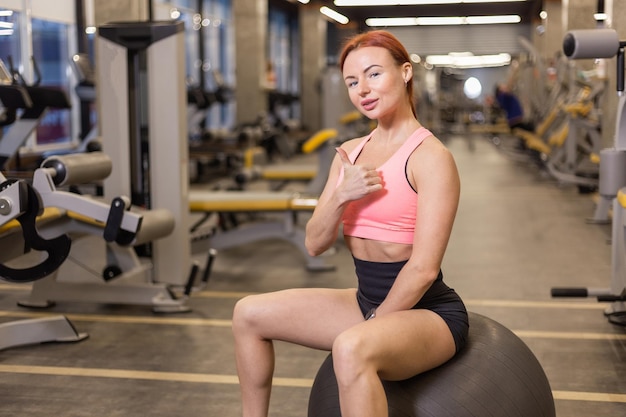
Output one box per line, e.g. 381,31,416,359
354,257,469,353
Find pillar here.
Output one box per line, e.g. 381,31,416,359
93,0,148,26
537,0,564,62
299,5,326,132
233,0,267,125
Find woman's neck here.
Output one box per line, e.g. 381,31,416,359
374,117,421,144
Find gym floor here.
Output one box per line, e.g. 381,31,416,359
0,133,625,417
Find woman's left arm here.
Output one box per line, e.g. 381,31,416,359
376,138,460,316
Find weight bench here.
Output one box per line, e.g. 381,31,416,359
238,128,338,196
189,190,334,272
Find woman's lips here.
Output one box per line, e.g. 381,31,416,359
361,98,378,111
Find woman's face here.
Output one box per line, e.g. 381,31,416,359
342,46,410,120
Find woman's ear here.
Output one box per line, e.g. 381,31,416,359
402,62,413,84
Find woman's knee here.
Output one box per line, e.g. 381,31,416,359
331,328,373,384
232,294,264,335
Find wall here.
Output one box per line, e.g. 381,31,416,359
93,0,148,25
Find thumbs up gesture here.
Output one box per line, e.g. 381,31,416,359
336,147,383,202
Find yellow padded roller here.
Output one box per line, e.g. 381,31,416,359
66,210,105,227
513,128,552,155
0,207,64,235
301,128,338,154
244,146,266,169
468,122,510,134
261,166,317,181
536,106,560,137
189,190,318,212
563,101,593,117
548,123,569,147
618,189,626,209
339,111,362,125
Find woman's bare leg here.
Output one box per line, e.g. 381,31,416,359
332,309,456,417
232,288,363,417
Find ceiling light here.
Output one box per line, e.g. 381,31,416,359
416,16,466,25
462,0,523,3
366,15,521,26
425,52,511,68
366,17,419,26
335,0,524,6
320,6,349,24
465,15,521,24
337,0,456,4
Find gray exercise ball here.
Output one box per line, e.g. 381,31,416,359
308,312,555,417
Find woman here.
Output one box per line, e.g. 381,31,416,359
232,30,468,417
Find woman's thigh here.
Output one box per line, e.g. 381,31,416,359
340,309,457,381
233,287,364,351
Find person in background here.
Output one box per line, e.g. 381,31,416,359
232,30,468,417
493,82,535,133
493,60,534,134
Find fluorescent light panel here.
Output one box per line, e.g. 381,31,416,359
320,6,350,24
466,15,521,24
335,0,524,6
426,52,511,68
366,14,520,26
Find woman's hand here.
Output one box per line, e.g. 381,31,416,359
335,147,383,202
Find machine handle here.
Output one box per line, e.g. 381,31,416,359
551,288,589,297
0,183,71,283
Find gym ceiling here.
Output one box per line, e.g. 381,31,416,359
313,0,545,27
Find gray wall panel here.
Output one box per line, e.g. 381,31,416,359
388,24,533,56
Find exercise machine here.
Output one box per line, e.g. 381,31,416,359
97,20,332,275
69,52,100,148
236,127,338,195
0,57,72,171
10,151,192,313
0,160,87,350
96,20,196,288
0,188,88,350
542,81,605,191
551,28,626,325
0,171,86,351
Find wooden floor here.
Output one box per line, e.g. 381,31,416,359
0,133,625,417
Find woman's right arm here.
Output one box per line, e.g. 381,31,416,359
305,146,382,256
305,151,347,256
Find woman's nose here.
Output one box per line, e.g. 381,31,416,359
357,81,369,95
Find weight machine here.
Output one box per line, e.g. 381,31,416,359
551,29,626,325
0,151,174,349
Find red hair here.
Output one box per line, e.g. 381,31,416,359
339,30,416,118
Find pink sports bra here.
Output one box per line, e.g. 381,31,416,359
338,127,432,244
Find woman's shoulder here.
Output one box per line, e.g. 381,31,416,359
338,132,373,153
412,134,455,166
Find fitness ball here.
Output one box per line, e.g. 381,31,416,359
308,312,555,417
